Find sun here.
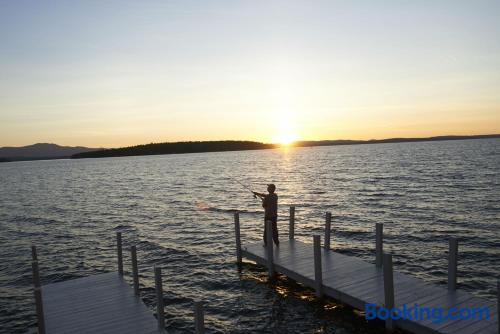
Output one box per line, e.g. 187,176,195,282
271,118,299,146
272,127,298,146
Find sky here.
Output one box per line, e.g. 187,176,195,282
1,0,499,147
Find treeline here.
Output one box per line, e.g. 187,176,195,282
297,134,500,147
71,134,500,160
72,140,277,159
0,157,11,163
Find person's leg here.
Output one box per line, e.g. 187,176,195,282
263,218,267,245
272,217,279,246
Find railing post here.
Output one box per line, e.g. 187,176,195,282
265,220,275,278
31,246,45,334
194,301,205,334
31,245,38,261
376,223,383,267
154,266,165,329
34,287,46,334
131,245,139,296
383,253,395,331
32,260,41,288
497,280,499,334
289,206,295,240
234,212,242,266
313,235,323,297
117,232,123,276
324,212,331,250
448,238,458,290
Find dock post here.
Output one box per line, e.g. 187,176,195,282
448,238,458,290
265,220,275,278
234,212,242,266
289,206,295,240
32,260,41,288
34,287,46,334
30,247,45,334
313,235,323,297
131,245,139,296
376,223,383,267
194,301,205,334
117,232,123,276
383,253,395,331
31,245,38,261
154,266,165,329
324,212,332,250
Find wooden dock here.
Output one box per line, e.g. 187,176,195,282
40,272,165,334
28,210,497,334
31,233,206,334
234,209,499,334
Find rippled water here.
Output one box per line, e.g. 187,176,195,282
1,139,499,334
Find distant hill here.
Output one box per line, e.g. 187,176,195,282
72,141,276,159
0,143,100,161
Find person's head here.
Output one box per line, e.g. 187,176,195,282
267,183,276,194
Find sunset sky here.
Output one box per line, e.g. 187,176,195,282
1,1,499,147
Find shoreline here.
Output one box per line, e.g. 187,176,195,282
1,134,498,163
71,134,500,160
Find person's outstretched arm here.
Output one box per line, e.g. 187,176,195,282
252,191,266,199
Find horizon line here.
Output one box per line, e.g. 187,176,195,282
2,133,499,149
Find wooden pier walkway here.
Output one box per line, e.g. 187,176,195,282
40,272,165,334
28,210,497,334
31,233,206,334
234,209,499,334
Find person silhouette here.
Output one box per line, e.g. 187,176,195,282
253,184,279,246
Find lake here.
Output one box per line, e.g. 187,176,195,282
0,139,499,333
